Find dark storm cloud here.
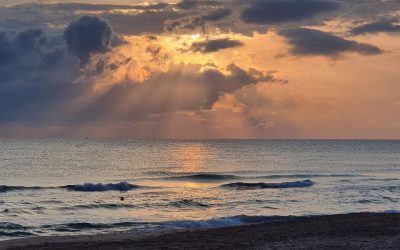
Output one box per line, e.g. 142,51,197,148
64,16,112,63
350,19,400,35
280,28,382,57
241,0,340,24
0,16,130,126
190,38,243,53
0,28,82,125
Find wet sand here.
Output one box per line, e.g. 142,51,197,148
2,213,400,249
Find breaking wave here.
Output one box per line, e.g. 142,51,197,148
0,185,45,193
0,182,141,193
262,174,360,179
221,180,314,189
63,182,140,192
159,215,294,229
42,221,149,232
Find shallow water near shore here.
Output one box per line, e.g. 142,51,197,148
1,139,400,239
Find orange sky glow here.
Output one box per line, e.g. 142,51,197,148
0,0,399,139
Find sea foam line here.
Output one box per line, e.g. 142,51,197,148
220,179,314,189
0,182,140,193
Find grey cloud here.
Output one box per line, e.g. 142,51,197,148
350,19,400,35
0,3,181,36
280,28,382,57
103,11,184,35
0,29,81,125
165,9,231,32
0,16,129,126
8,2,169,11
241,0,340,24
176,0,223,10
1,1,400,37
0,23,279,126
64,16,112,63
75,64,277,124
191,38,243,53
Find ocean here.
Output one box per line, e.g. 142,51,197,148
1,139,400,239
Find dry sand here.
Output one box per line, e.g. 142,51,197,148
2,213,400,249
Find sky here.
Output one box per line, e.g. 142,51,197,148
0,0,399,139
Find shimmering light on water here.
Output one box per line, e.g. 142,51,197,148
1,139,400,239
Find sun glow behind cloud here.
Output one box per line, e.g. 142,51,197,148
0,0,399,138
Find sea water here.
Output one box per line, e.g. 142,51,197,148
1,139,400,239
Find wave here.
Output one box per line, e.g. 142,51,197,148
59,203,135,210
0,222,30,230
63,182,140,192
43,221,149,232
159,215,294,229
0,182,141,193
164,173,239,182
0,222,34,237
262,174,360,179
0,231,36,237
168,199,211,208
0,185,45,193
220,180,314,189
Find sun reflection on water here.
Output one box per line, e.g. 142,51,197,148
175,142,209,173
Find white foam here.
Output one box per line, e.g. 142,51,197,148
65,182,139,192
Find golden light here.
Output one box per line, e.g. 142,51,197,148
175,142,208,172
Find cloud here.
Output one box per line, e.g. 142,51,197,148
64,16,112,63
0,3,178,35
176,0,222,10
279,28,382,57
74,63,278,124
0,28,82,125
241,0,340,24
102,11,184,35
190,38,243,53
0,16,130,126
165,9,231,32
39,2,169,11
0,23,279,126
350,19,400,35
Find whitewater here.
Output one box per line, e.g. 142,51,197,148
1,139,400,239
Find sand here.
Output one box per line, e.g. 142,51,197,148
2,213,400,249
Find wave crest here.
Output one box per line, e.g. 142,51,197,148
165,173,239,182
159,215,292,229
0,185,44,193
169,199,211,208
221,179,314,189
63,182,140,192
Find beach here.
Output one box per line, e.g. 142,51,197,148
2,213,400,249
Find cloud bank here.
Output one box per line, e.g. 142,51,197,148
280,28,382,57
241,0,340,24
350,19,400,35
190,38,243,53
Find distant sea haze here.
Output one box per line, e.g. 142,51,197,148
1,139,400,239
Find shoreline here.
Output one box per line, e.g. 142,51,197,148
2,212,400,249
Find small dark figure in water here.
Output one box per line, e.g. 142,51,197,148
120,197,124,201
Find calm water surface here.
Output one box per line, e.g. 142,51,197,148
1,139,400,239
